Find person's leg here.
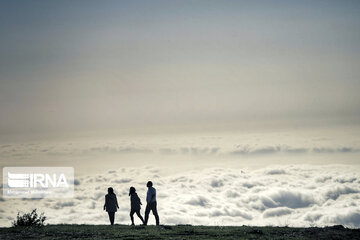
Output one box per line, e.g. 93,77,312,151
108,212,115,225
135,210,145,224
151,202,160,226
144,204,151,225
130,210,135,225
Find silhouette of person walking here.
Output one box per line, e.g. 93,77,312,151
129,186,145,225
144,181,160,225
104,187,119,225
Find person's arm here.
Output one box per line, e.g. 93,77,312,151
115,195,119,209
104,195,107,210
150,188,156,202
137,195,142,205
146,190,150,203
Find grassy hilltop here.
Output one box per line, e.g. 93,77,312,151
0,224,359,240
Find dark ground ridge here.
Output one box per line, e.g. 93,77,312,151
0,224,359,240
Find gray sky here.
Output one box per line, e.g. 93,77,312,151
1,0,360,136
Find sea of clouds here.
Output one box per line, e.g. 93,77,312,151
1,128,359,227
1,165,359,228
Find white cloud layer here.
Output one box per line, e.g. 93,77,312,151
1,165,360,228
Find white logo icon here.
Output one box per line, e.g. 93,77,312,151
7,172,69,188
7,173,30,188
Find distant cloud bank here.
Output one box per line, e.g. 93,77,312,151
1,142,359,160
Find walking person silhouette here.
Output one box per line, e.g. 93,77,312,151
104,187,119,225
144,181,160,225
129,187,145,225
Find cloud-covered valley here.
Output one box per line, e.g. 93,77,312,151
1,128,360,227
1,165,359,228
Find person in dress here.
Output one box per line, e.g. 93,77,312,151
104,187,119,225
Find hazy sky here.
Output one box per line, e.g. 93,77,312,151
1,0,360,136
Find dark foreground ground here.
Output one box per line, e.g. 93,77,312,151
0,224,359,240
